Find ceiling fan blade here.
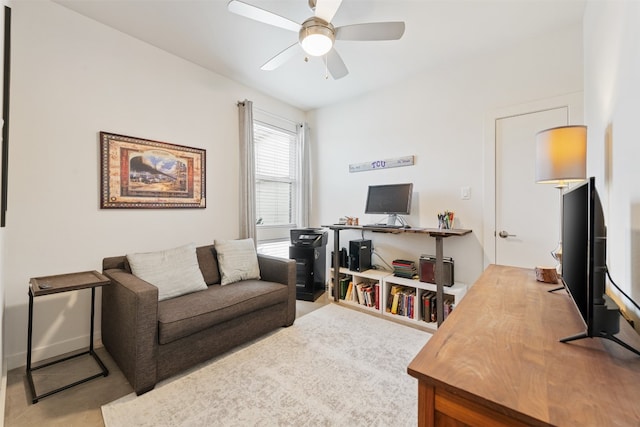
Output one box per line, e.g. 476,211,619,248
228,0,301,33
261,43,302,71
314,0,343,23
325,48,348,80
335,22,405,41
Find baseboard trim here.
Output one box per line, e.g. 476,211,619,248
6,332,101,371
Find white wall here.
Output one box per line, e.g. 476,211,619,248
584,0,640,327
4,1,304,369
309,24,583,287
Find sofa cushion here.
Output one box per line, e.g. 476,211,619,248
215,238,261,285
127,243,208,301
196,245,220,285
157,279,287,345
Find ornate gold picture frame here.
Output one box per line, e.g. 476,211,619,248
100,132,206,209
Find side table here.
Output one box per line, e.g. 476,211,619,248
27,270,110,403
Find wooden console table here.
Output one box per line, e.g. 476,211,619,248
407,264,640,426
322,225,471,326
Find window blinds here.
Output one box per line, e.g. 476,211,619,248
254,121,298,226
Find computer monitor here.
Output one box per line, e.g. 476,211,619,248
364,183,413,226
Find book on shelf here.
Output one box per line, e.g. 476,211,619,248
430,294,437,322
342,280,378,308
387,284,406,313
392,259,418,279
339,275,351,300
443,298,454,320
387,284,416,318
420,292,455,323
391,292,400,314
421,291,435,322
355,282,365,305
345,282,354,301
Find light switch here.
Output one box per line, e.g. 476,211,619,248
461,186,471,200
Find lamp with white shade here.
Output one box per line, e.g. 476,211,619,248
535,125,587,273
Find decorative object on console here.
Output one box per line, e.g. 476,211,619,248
437,210,454,229
100,132,206,209
535,125,586,272
227,0,405,80
534,266,558,284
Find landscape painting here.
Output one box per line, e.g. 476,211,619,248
100,132,206,208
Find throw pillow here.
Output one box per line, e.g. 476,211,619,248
127,243,208,301
215,238,261,285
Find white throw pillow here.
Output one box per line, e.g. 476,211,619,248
127,243,208,301
215,238,261,285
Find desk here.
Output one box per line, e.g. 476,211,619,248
322,225,471,326
27,270,110,403
407,264,640,426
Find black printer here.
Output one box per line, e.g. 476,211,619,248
290,228,328,248
289,228,328,301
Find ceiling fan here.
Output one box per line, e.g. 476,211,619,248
227,0,405,79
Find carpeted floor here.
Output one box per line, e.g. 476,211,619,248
4,299,325,427
102,303,431,426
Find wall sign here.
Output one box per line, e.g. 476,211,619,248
349,155,414,173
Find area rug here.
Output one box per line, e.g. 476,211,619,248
101,303,431,426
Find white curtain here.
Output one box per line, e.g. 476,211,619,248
297,122,311,228
238,100,256,241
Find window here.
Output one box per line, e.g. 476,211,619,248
254,119,299,257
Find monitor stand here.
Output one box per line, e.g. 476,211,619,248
386,214,399,226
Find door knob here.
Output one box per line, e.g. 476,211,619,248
498,230,516,238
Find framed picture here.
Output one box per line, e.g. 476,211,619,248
100,132,206,209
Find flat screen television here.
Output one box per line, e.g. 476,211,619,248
560,177,639,355
364,183,413,226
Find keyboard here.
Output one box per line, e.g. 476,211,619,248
363,224,403,229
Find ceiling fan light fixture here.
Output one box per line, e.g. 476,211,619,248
299,17,335,56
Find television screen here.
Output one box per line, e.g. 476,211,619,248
561,179,590,325
561,176,607,336
560,177,640,355
364,183,413,215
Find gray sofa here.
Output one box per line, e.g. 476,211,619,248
101,244,296,395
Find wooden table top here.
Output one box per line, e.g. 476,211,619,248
407,264,640,426
322,224,472,236
29,270,110,297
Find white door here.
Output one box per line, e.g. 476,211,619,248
495,108,568,268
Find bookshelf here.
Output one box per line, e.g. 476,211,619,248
329,267,467,332
323,224,472,327
329,268,388,314
382,275,467,330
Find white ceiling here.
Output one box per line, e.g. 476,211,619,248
53,0,586,111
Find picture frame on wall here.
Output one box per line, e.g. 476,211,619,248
1,6,12,227
100,132,206,209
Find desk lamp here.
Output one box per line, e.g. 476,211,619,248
535,125,587,273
